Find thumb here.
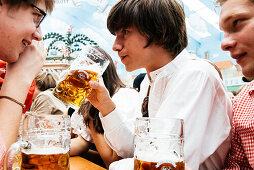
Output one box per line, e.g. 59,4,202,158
89,76,105,91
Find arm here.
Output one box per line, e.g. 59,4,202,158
0,133,6,168
0,41,45,149
223,126,242,170
70,135,90,156
223,96,251,169
89,121,122,169
88,84,140,158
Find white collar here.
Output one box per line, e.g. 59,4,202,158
149,49,193,83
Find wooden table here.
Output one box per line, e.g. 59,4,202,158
70,156,106,170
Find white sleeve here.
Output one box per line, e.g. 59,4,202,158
109,158,134,170
156,66,232,169
71,111,93,142
100,88,140,158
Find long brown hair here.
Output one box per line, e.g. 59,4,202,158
78,46,125,134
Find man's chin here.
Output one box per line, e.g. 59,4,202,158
242,69,254,79
125,67,136,72
7,55,19,63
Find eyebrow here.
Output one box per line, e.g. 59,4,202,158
224,9,249,22
223,15,233,24
220,12,242,29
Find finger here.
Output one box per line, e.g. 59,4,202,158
97,75,105,85
32,40,44,52
89,81,101,90
87,90,94,100
32,40,47,61
38,41,46,56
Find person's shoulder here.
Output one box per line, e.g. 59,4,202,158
38,88,53,96
180,59,221,79
36,91,51,100
36,89,58,104
185,58,214,69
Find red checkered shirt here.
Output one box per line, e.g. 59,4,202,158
224,81,254,170
0,132,6,170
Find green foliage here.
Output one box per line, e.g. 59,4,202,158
43,30,98,61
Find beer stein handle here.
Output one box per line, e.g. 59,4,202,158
4,141,29,170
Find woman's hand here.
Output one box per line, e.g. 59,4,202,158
87,78,116,117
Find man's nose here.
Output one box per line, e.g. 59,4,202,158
221,34,236,51
32,27,43,41
112,37,123,52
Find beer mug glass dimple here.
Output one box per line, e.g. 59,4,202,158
53,46,110,108
134,117,185,170
4,113,71,170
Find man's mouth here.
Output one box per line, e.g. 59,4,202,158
233,52,247,60
120,55,127,61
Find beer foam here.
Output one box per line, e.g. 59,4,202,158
23,147,69,155
70,63,101,75
134,135,184,163
135,150,182,163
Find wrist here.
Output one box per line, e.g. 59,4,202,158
0,96,25,110
0,74,32,104
97,100,116,117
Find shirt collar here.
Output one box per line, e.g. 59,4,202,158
248,81,254,96
149,49,194,83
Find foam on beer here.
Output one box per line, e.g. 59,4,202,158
23,146,69,155
135,150,182,163
134,136,184,165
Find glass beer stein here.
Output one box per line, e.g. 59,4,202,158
53,46,110,108
4,113,71,170
134,117,185,170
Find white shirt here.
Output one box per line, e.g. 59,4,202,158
100,49,232,170
71,88,139,143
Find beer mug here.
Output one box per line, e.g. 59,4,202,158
4,113,71,170
134,117,185,170
53,46,110,108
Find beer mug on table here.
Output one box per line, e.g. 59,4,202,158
134,117,185,170
4,113,71,170
53,46,110,108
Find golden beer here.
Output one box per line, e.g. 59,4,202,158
21,152,69,170
54,69,98,107
134,158,185,170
